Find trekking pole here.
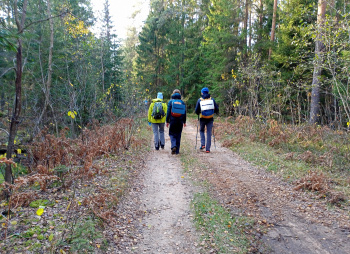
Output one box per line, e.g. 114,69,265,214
213,124,216,149
195,115,199,150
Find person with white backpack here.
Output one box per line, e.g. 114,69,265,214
195,87,219,153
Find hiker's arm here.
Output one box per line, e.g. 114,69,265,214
163,103,168,120
184,102,187,125
195,99,200,115
166,101,171,123
214,99,219,114
148,103,153,122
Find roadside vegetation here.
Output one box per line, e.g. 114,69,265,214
214,116,350,208
0,118,150,253
180,133,265,253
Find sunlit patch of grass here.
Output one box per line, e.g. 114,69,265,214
231,138,312,180
180,130,260,252
191,192,254,254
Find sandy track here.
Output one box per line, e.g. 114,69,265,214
183,122,350,254
135,131,199,253
113,122,350,253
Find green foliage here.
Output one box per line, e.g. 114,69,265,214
22,226,44,238
29,199,54,208
134,0,350,125
192,192,253,253
68,217,104,252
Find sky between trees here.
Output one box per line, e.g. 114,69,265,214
90,0,149,40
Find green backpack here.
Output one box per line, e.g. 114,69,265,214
152,102,165,119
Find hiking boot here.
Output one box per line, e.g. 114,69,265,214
206,150,210,153
155,146,159,150
161,145,164,149
200,145,205,150
171,147,176,154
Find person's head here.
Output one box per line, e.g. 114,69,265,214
172,89,181,95
201,87,209,95
157,92,163,99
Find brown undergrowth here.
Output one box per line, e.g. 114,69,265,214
213,115,350,206
0,118,149,253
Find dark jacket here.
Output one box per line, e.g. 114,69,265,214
166,93,186,133
195,93,219,122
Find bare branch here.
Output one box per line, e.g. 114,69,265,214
1,67,15,78
18,11,69,34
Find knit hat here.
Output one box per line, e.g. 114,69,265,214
201,87,209,94
157,92,163,99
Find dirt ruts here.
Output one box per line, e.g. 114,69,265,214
112,122,350,253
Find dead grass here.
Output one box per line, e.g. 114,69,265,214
212,116,350,207
0,118,150,253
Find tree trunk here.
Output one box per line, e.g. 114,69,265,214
249,4,252,49
258,0,263,43
243,0,249,58
268,0,278,60
309,0,327,124
37,0,54,130
5,0,28,184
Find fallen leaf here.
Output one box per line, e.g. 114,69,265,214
36,208,44,216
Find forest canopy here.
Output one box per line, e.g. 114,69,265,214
0,0,349,184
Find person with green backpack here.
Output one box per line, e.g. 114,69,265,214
148,92,167,150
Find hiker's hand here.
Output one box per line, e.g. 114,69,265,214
183,123,186,127
148,122,151,126
166,123,169,128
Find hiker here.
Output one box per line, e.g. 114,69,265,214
148,92,167,150
195,87,219,153
166,89,186,155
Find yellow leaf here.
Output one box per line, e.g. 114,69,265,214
70,83,74,87
96,244,100,248
49,234,54,241
10,221,17,225
2,223,6,228
17,149,22,154
36,207,44,216
60,249,66,254
67,111,72,116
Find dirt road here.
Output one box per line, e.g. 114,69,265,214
114,122,350,253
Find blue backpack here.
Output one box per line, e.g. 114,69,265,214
171,99,186,117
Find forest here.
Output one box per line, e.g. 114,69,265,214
0,0,350,252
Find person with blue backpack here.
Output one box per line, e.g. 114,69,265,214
148,92,167,150
195,87,219,153
166,89,186,155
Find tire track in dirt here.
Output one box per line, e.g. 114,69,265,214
183,122,350,254
135,132,199,253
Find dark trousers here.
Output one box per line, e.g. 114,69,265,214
200,119,213,151
169,131,182,154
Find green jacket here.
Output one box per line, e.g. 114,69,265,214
148,98,167,123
